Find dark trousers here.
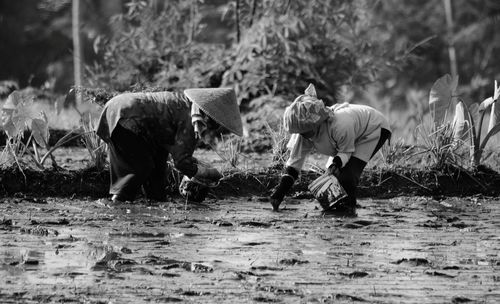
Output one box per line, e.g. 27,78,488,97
108,125,167,201
337,128,391,207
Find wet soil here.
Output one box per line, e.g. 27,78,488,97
1,148,500,303
1,195,499,303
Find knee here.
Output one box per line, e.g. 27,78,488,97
338,171,359,190
339,172,359,186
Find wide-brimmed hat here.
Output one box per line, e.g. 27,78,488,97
184,88,243,136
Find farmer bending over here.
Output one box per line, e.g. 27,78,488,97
270,84,391,216
96,88,243,203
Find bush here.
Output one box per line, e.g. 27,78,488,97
88,0,405,106
221,0,406,103
89,0,227,91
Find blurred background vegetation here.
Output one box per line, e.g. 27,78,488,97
1,0,499,142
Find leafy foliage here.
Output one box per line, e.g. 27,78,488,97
372,0,500,102
1,90,52,169
88,0,406,105
452,80,500,167
1,89,106,170
428,74,500,168
429,74,459,126
80,112,106,170
414,120,467,170
221,0,406,102
90,0,226,91
0,90,52,150
380,138,416,167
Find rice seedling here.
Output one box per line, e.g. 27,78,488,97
264,120,290,168
379,137,417,167
165,158,183,194
0,129,30,180
79,112,106,170
1,91,35,167
214,134,242,169
414,119,468,170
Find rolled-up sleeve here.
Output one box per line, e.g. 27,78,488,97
169,116,198,177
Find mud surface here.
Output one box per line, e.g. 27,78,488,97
1,195,499,303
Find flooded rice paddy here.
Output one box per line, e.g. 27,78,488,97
1,195,499,303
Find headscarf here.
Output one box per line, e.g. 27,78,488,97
283,84,333,134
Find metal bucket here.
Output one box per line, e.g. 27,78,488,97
308,174,348,210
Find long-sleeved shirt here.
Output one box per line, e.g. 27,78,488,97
96,91,198,177
286,103,390,171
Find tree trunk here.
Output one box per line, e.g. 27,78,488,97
443,0,458,78
248,0,257,28
235,0,240,43
189,0,198,43
72,0,83,105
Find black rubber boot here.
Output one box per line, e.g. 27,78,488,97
326,197,357,217
270,166,298,211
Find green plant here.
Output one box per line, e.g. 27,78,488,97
429,74,500,168
264,120,289,168
0,126,29,174
165,157,183,194
215,134,242,169
79,112,107,170
414,119,467,169
221,1,411,102
1,91,80,170
90,0,225,91
60,87,109,169
1,90,99,171
453,80,500,168
380,138,416,167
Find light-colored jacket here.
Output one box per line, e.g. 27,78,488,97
286,103,390,171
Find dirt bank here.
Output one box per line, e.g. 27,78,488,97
1,162,499,200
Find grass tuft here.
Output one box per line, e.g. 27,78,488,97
414,120,469,170
264,120,289,169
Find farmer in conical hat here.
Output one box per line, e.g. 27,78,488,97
270,84,391,216
96,88,243,203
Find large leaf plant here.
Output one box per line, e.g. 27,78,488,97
430,74,500,168
1,90,83,170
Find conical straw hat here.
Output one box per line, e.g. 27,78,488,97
184,88,243,136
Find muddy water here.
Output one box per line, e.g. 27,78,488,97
1,195,499,303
